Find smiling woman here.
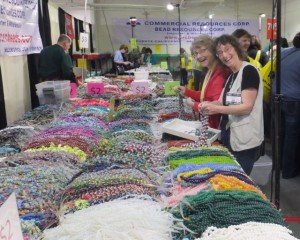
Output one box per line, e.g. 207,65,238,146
200,34,264,175
175,34,231,129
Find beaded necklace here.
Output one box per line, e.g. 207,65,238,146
197,222,299,240
171,190,284,238
209,174,267,199
169,155,238,169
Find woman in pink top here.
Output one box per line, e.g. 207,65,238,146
176,34,231,129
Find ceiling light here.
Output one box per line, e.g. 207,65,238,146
259,13,266,18
167,3,174,10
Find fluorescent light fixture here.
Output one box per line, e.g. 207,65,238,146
259,13,266,18
167,3,174,10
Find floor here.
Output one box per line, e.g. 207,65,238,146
250,140,300,238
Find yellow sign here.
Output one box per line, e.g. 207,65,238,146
155,44,161,53
130,38,137,49
165,81,180,96
77,59,87,69
160,61,168,70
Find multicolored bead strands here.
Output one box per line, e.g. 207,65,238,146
62,168,156,213
0,126,37,151
3,151,81,169
0,163,76,229
9,105,67,130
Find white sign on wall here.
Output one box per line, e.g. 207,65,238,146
112,18,259,45
80,32,89,49
0,0,43,56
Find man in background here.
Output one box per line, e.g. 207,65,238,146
38,34,76,83
272,32,300,179
113,44,132,74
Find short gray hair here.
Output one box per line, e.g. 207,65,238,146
57,34,72,44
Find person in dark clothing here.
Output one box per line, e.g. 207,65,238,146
143,48,156,65
38,34,76,83
271,32,300,179
248,35,269,67
180,48,189,86
281,37,289,48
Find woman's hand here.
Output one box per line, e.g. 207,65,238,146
200,101,220,115
174,86,186,94
185,97,195,107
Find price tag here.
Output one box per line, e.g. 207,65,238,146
87,82,105,95
164,81,180,96
70,83,77,98
0,193,23,240
131,81,150,94
79,32,89,49
160,61,168,70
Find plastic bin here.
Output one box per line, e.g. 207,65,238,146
134,71,149,80
36,80,70,105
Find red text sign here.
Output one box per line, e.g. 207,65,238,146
267,18,277,40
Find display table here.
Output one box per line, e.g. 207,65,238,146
126,66,171,75
72,53,112,76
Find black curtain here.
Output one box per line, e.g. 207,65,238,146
79,20,84,33
0,66,7,129
27,0,52,108
74,18,80,51
74,18,84,52
39,0,51,47
58,8,66,34
89,23,94,53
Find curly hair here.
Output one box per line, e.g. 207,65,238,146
190,34,221,65
214,34,247,61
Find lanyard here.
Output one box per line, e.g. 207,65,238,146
200,63,216,102
226,71,238,91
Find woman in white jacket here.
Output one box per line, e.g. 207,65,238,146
201,34,264,175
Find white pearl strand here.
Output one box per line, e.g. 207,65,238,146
196,221,299,240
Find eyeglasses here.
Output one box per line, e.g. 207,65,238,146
192,48,207,58
216,45,233,57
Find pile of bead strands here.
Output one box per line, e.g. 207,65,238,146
196,222,299,240
171,190,284,238
43,196,179,240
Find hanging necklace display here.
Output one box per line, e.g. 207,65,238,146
178,93,185,119
195,110,209,147
179,110,209,148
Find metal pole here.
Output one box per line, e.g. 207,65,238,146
259,16,262,40
177,4,182,85
274,0,281,209
81,0,88,82
210,18,213,37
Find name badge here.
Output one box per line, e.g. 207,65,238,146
226,93,241,105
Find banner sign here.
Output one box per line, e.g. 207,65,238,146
266,18,277,40
112,18,259,45
65,13,75,39
0,0,43,56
